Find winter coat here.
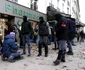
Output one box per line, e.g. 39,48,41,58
2,34,18,57
80,31,84,38
21,21,33,35
67,19,76,40
39,21,49,36
55,17,68,41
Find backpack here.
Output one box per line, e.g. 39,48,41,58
68,19,76,40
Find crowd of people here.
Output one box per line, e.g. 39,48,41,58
0,13,85,65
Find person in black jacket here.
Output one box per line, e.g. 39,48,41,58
53,13,68,65
66,18,76,55
80,30,84,42
37,16,49,57
21,16,33,56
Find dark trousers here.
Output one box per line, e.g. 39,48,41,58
57,50,66,60
57,40,66,60
38,43,48,55
20,35,23,46
38,36,48,55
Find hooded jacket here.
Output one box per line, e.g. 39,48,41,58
2,34,18,57
55,15,68,41
21,21,33,35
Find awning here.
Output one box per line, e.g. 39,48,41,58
47,6,57,21
47,6,71,21
76,24,85,27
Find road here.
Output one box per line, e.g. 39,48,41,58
0,42,85,70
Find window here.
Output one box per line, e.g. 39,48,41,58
67,0,70,6
67,7,69,14
31,1,38,11
62,0,65,2
57,0,59,8
62,3,64,12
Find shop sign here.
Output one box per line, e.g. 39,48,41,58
5,3,40,20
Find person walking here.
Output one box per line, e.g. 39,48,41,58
53,13,68,65
67,18,76,55
21,16,33,56
37,16,49,57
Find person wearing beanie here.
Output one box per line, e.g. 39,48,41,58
1,22,23,62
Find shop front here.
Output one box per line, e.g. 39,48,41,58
0,0,46,43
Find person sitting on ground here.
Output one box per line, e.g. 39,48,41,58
1,22,23,62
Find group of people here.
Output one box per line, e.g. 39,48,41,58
77,30,85,43
0,13,81,65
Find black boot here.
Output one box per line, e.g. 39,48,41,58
44,44,48,57
57,50,62,60
45,54,48,57
37,43,42,57
1,55,6,61
37,54,41,56
53,50,62,65
61,50,66,62
53,60,60,65
66,51,73,55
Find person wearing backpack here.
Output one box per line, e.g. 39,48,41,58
37,16,49,57
53,13,68,65
67,18,76,55
21,16,33,56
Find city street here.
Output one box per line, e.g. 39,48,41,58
0,42,85,70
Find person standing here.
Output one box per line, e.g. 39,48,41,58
80,30,84,42
52,22,59,50
53,13,68,65
37,16,49,57
47,22,52,45
21,16,33,56
67,18,76,55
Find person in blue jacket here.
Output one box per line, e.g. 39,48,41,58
1,22,22,62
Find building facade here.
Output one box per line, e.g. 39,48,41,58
0,0,47,43
9,0,80,24
7,0,18,3
0,0,46,27
71,0,80,24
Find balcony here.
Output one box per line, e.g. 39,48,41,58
67,0,70,6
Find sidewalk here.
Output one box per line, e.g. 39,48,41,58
0,42,85,70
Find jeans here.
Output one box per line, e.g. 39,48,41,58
71,39,75,45
48,34,51,45
67,40,73,52
54,36,57,48
22,34,31,54
9,50,21,60
36,35,39,46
